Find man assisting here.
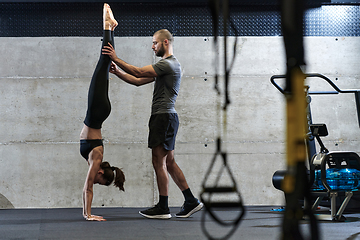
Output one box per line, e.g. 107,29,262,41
102,29,203,219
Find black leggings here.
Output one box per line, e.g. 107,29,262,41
83,30,114,129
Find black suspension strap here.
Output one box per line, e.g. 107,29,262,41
200,138,245,240
200,1,245,239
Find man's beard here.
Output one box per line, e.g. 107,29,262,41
156,42,165,57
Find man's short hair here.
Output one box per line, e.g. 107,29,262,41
154,29,174,43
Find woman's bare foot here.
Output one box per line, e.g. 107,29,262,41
103,3,118,31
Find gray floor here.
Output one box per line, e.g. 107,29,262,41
1,206,360,240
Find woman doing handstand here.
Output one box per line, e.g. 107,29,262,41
79,3,125,222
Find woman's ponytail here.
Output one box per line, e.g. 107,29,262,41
101,162,125,191
112,167,125,191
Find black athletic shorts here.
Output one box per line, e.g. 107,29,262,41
148,113,179,151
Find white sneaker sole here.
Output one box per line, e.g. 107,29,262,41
139,211,172,219
176,202,204,218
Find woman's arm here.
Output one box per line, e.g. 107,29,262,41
82,147,106,221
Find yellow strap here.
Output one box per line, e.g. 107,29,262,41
282,67,307,193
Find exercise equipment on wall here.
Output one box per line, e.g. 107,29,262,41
271,73,360,221
200,0,245,239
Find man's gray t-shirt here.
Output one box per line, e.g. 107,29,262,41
151,55,181,115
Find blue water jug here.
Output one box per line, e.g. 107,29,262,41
314,168,360,191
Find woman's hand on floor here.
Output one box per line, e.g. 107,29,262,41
86,215,106,221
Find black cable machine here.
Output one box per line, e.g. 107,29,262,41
271,73,360,221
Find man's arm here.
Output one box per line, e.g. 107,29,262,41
110,62,155,86
102,43,157,78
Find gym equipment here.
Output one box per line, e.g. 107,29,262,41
271,73,360,221
200,138,245,240
200,1,245,239
279,0,319,239
309,123,360,221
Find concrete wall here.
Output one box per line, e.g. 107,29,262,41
0,36,359,209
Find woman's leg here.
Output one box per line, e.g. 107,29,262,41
83,6,117,129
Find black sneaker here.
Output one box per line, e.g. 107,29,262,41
139,204,171,219
175,199,204,218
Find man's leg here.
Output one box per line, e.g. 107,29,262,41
153,145,173,212
138,145,172,219
152,145,169,197
166,150,188,191
140,113,203,219
166,150,204,218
